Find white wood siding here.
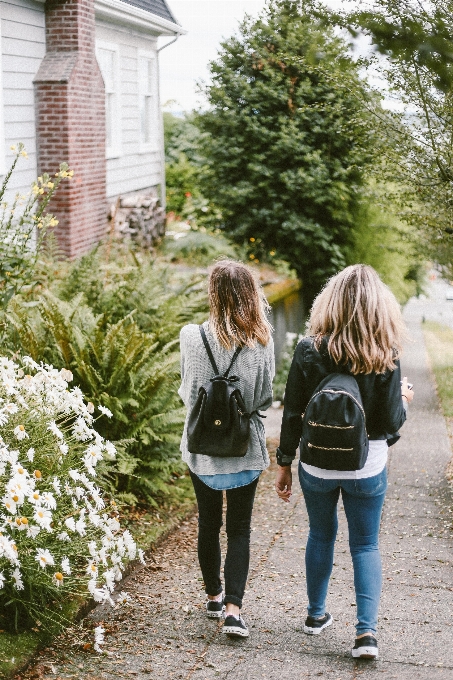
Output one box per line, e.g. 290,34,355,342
0,0,45,200
95,22,163,199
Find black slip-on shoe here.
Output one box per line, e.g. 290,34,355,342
206,598,225,619
352,635,378,659
303,612,333,635
222,614,249,637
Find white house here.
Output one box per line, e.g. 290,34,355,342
0,0,185,256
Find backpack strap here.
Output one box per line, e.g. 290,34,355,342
199,325,242,378
199,325,220,375
224,346,242,378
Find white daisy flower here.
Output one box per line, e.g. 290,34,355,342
13,425,29,441
68,469,80,482
0,412,9,426
0,572,5,588
84,444,103,466
26,525,40,539
48,420,63,440
138,549,146,565
5,403,18,414
116,591,131,605
93,625,105,653
34,508,52,531
52,571,64,587
88,579,104,602
59,368,73,382
86,402,95,414
98,405,113,419
61,557,71,575
12,567,24,590
52,477,61,495
64,517,76,532
103,568,116,592
57,531,70,541
26,448,35,462
104,441,116,458
3,497,17,515
59,443,69,455
86,560,98,578
35,548,55,569
41,492,57,510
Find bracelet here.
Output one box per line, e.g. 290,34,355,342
402,394,408,402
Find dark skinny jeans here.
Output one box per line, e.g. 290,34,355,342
189,470,259,608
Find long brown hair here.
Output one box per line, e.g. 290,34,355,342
308,264,406,374
208,260,272,349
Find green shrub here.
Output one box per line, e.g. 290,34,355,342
0,356,139,633
7,246,208,503
163,230,238,267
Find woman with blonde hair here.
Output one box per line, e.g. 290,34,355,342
275,264,414,659
179,260,274,637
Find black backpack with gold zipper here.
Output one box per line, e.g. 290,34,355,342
300,372,369,470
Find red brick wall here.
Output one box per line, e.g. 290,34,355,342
34,0,107,258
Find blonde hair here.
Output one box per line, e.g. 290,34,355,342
308,264,406,374
208,260,272,350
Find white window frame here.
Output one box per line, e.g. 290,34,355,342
0,13,6,176
138,49,159,154
96,40,121,160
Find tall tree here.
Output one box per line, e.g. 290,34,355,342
348,0,453,275
196,0,379,299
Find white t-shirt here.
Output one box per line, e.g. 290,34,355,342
301,439,388,479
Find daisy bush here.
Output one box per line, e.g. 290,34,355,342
0,356,143,633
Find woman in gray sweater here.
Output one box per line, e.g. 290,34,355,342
179,260,274,637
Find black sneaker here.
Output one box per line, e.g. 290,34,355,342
303,612,333,635
206,598,225,619
222,614,249,637
352,635,378,659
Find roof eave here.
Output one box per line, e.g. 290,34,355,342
95,0,187,36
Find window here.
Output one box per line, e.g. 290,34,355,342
96,42,121,159
138,52,158,153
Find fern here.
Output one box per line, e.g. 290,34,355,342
7,245,208,502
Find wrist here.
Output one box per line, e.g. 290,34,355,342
276,447,294,467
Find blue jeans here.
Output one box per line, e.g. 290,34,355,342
298,464,387,636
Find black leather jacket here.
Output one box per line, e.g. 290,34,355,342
277,337,407,466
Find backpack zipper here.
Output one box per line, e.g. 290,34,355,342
304,388,368,436
308,421,354,430
307,443,354,452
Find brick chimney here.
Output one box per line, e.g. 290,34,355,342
34,0,107,258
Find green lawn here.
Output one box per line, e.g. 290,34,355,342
422,321,453,418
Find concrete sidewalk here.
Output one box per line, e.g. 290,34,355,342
18,310,453,680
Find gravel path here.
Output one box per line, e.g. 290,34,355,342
16,308,453,680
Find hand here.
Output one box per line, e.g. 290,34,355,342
275,466,292,503
401,376,414,404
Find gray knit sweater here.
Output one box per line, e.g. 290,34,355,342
178,322,275,475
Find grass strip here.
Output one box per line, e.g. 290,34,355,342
422,320,453,485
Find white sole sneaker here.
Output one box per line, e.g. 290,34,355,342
206,601,225,619
352,646,378,659
352,636,379,659
223,615,249,637
303,613,333,635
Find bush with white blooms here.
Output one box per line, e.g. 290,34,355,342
0,356,143,633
